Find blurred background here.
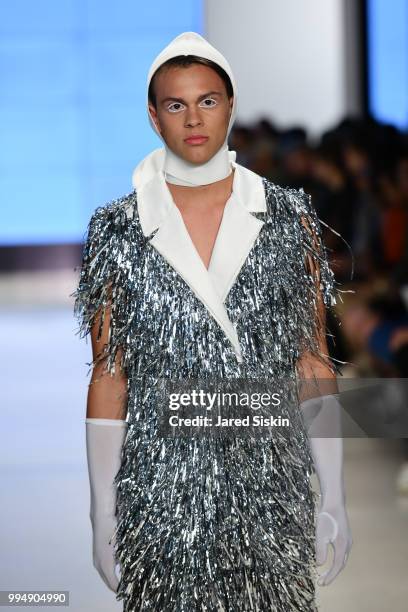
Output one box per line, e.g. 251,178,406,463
1,0,408,610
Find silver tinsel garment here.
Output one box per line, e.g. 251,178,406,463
72,177,343,611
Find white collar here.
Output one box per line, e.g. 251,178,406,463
136,160,266,235
127,162,267,362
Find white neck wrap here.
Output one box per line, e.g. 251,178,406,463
163,142,234,186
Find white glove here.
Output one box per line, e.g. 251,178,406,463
300,393,353,586
85,418,128,592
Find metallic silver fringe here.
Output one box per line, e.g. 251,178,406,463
71,178,344,611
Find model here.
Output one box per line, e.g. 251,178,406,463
72,32,352,611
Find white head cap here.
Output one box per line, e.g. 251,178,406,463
132,31,237,190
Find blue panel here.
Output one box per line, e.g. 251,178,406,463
0,40,80,104
1,108,81,168
86,0,202,32
0,0,203,245
367,0,408,130
0,0,80,34
0,175,83,244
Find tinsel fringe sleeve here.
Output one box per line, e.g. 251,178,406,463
70,202,130,378
290,187,344,377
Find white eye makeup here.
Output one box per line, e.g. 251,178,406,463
166,97,218,113
199,98,218,108
167,102,185,113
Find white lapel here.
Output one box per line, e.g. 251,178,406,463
134,162,267,362
206,163,267,302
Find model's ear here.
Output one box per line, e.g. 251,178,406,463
148,104,162,134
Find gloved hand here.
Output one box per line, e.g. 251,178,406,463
85,418,128,592
300,393,353,586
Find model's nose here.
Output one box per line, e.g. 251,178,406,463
185,108,203,128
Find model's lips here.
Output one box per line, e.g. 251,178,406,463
184,136,209,145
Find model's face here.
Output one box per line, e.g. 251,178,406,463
148,64,233,165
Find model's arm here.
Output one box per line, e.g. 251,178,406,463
87,299,128,420
296,209,352,587
72,207,130,591
85,298,128,593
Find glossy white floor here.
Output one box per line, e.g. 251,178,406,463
1,305,408,611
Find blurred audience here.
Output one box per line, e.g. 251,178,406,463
230,114,408,494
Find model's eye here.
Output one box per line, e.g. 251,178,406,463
199,98,217,108
167,102,185,113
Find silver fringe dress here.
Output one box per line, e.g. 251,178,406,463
72,173,341,612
